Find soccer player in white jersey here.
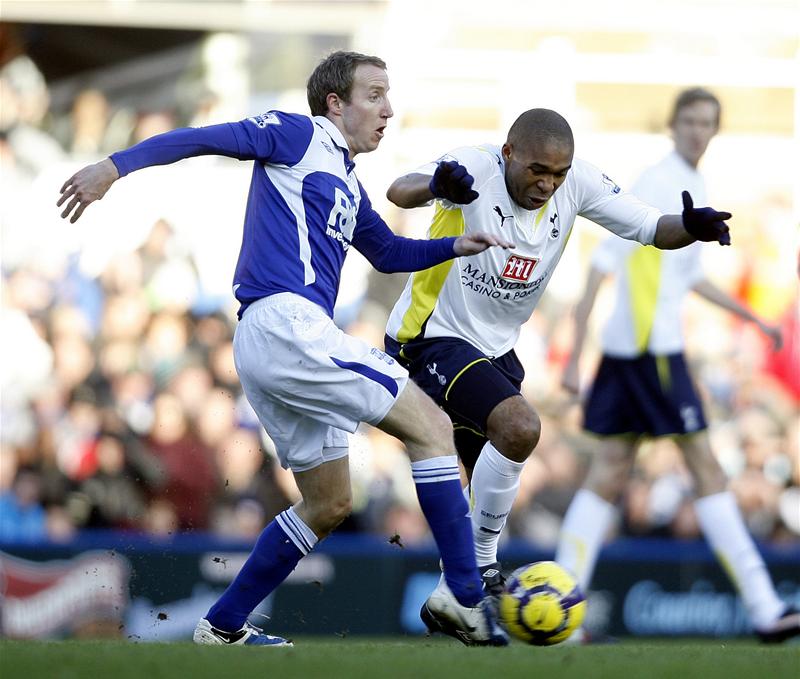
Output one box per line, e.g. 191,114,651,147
556,88,799,643
57,51,513,647
382,107,734,641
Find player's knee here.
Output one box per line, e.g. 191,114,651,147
683,438,726,495
491,410,541,463
415,406,456,456
328,495,353,529
693,458,726,496
432,407,456,444
305,493,353,536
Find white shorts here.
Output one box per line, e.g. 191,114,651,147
233,293,408,472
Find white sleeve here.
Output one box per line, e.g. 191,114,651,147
573,158,661,246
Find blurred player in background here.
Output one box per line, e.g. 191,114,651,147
57,51,512,647
556,88,799,643
382,106,734,642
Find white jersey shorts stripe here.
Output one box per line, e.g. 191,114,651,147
234,293,409,472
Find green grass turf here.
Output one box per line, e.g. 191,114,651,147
1,638,798,679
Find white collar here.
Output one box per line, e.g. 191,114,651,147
313,115,349,152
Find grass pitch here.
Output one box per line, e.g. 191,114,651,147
1,637,798,679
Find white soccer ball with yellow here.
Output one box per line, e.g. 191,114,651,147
498,561,586,645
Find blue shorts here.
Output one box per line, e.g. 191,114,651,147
583,352,707,437
384,335,523,468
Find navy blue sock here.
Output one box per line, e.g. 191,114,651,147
206,508,314,631
412,456,483,607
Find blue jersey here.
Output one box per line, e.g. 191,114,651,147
111,111,457,318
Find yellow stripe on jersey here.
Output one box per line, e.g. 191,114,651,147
533,202,549,232
396,204,466,343
626,246,663,352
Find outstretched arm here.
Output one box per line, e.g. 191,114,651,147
57,123,246,223
653,191,732,250
653,214,695,249
355,225,514,274
387,173,435,208
57,158,120,224
387,160,479,208
352,188,513,273
561,265,607,394
692,278,783,350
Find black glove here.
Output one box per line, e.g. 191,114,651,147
429,160,479,204
681,191,731,245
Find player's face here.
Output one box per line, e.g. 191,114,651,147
671,100,719,168
502,139,573,210
337,64,393,156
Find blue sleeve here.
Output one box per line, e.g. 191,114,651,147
351,185,457,273
110,111,313,176
227,111,314,165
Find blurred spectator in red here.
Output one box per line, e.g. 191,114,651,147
145,393,217,530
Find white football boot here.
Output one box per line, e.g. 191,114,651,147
420,575,509,646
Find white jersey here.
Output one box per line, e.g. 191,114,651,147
385,145,661,357
596,151,706,357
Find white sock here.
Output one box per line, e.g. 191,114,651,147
694,491,785,630
468,442,526,567
555,488,616,593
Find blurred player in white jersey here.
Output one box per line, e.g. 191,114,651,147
57,51,513,647
382,107,735,642
556,88,799,643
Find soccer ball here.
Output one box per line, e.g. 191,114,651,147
498,561,586,645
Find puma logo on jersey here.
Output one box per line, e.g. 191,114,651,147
493,205,514,227
501,254,539,282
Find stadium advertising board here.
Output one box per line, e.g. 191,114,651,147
1,536,798,640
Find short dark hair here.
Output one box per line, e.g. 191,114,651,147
669,87,721,128
306,50,387,116
506,108,574,150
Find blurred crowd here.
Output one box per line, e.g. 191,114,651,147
1,30,798,550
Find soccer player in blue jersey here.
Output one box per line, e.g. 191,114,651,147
57,51,512,647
